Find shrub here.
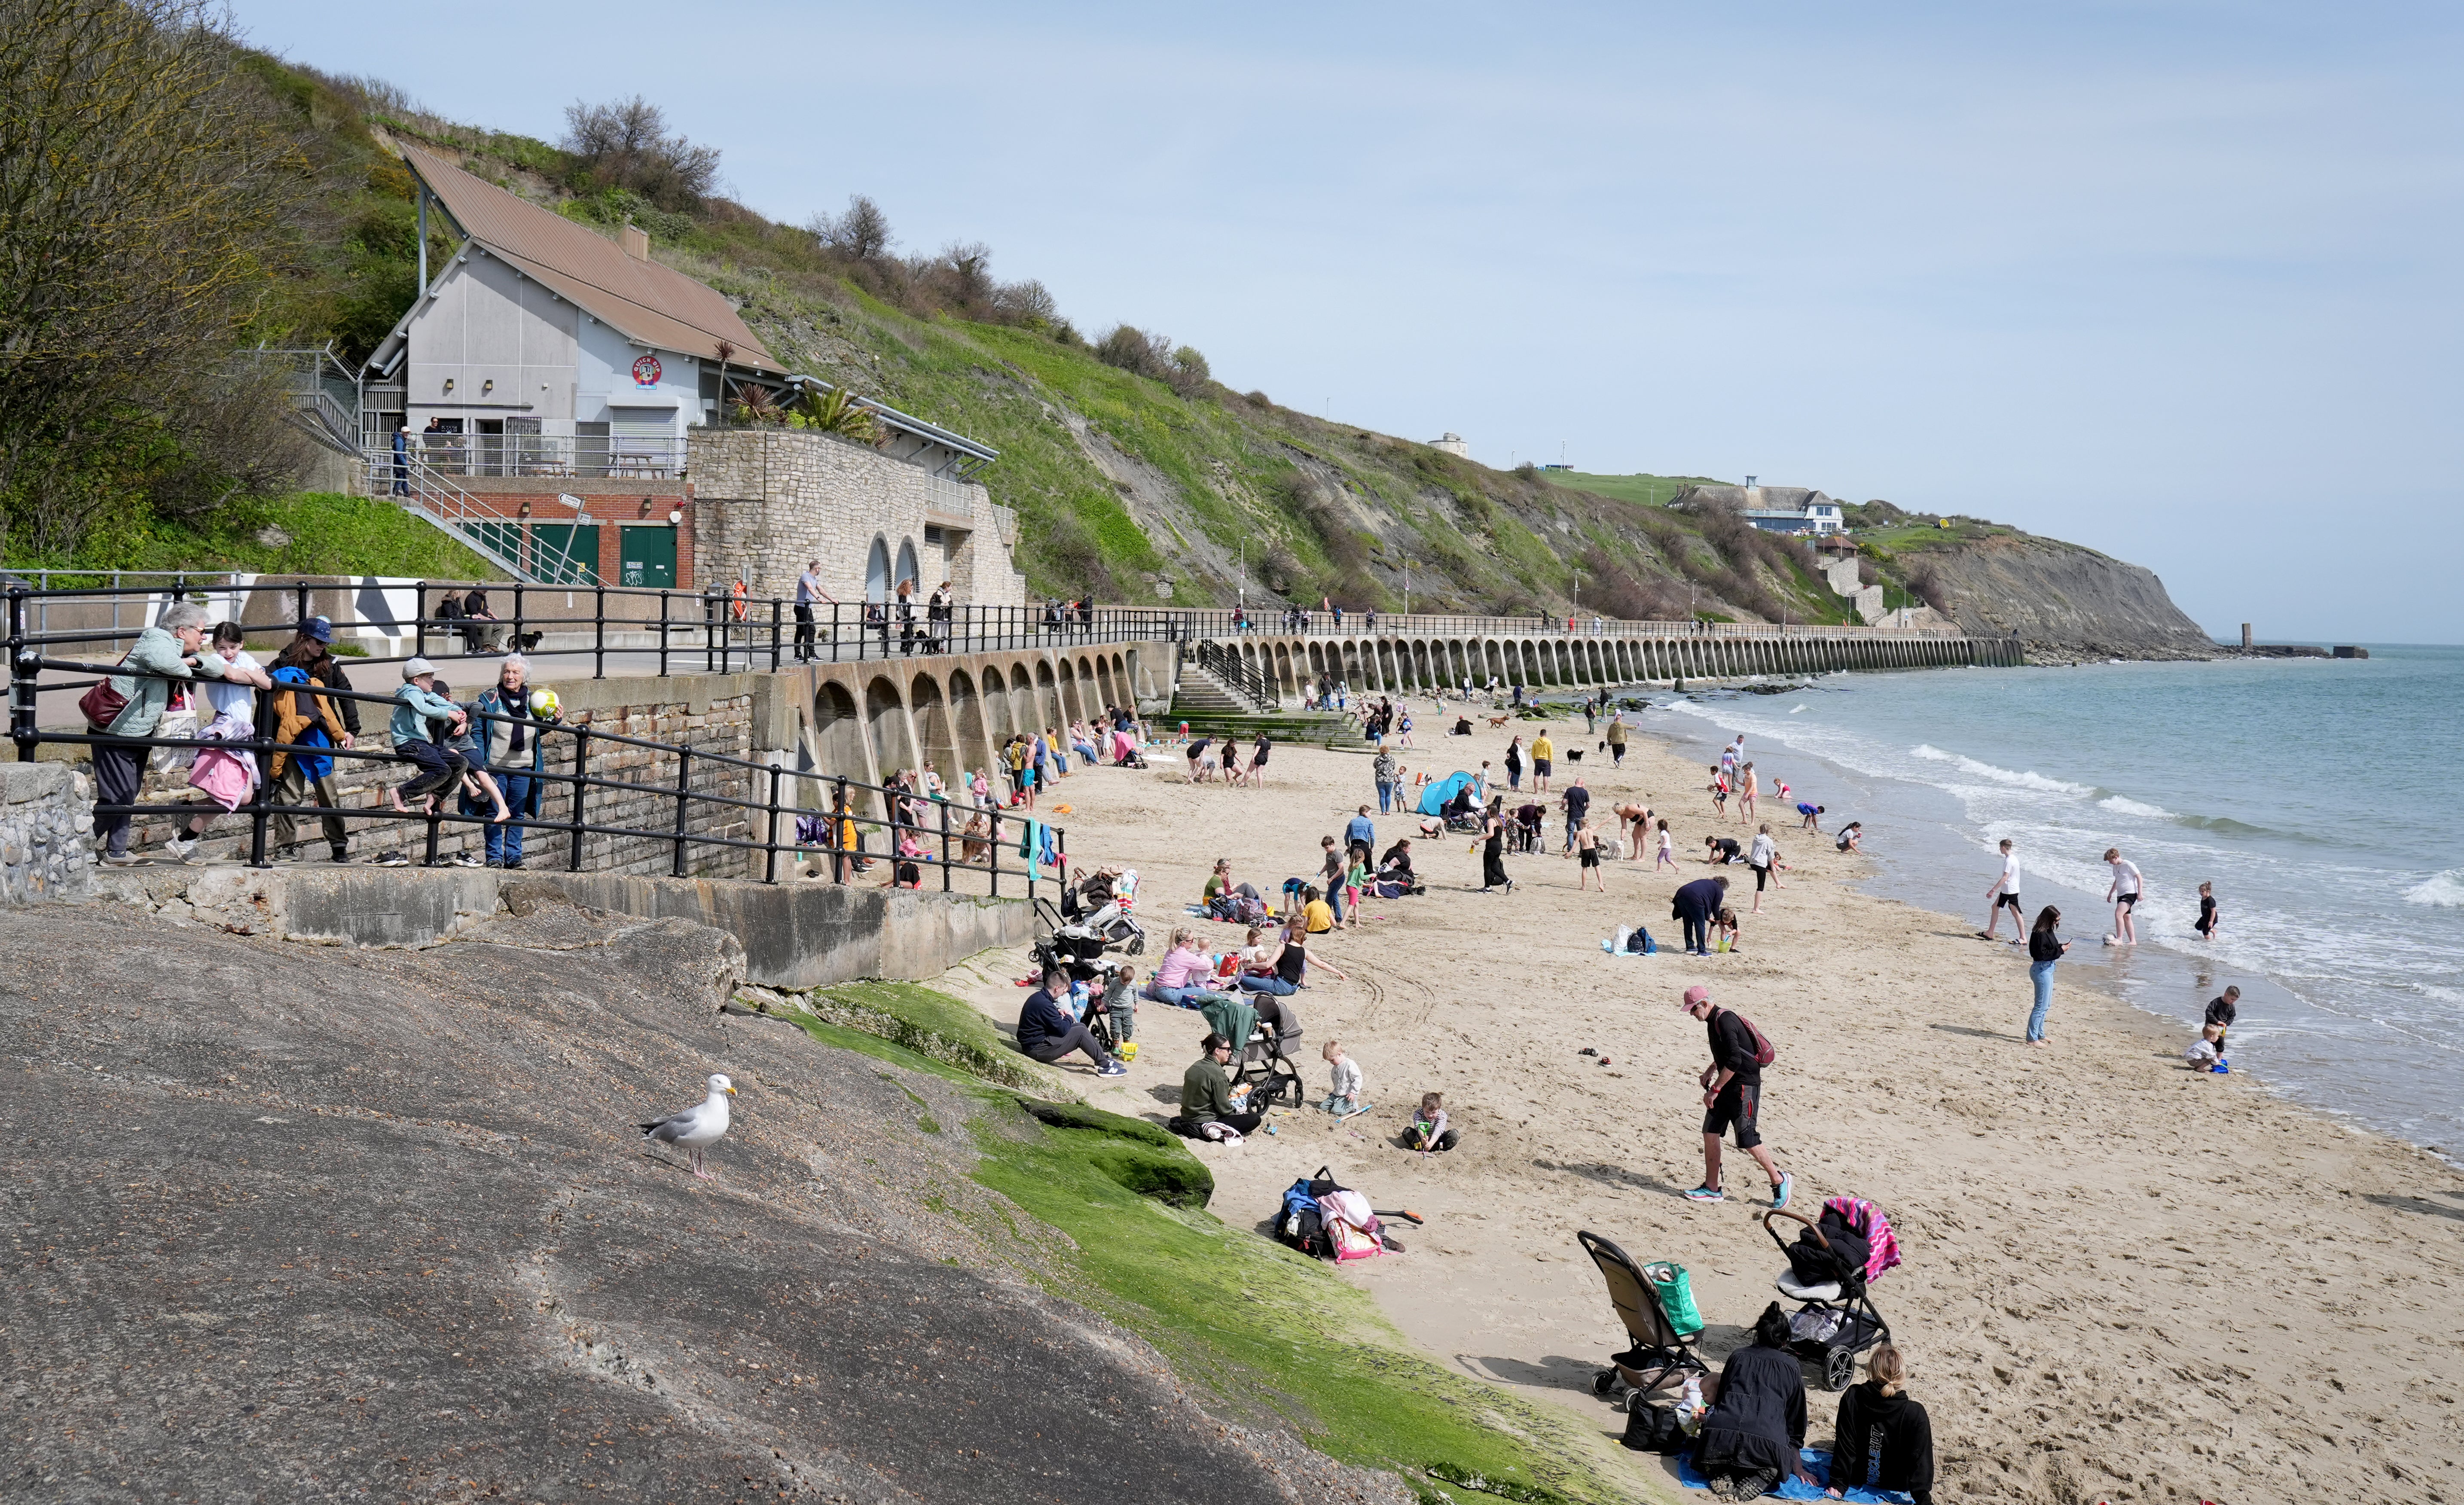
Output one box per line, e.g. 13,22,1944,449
1094,325,1211,397
559,95,719,211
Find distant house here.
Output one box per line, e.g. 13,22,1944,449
1429,432,1470,457
1672,483,1846,536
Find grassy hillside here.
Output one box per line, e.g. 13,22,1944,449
60,48,2112,632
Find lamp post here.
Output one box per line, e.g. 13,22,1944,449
1403,558,1412,616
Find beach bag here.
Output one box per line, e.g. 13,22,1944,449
1620,1402,1688,1455
1276,1177,1331,1260
149,695,198,772
1641,1261,1705,1338
1624,927,1658,955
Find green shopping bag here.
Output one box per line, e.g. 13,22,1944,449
1642,1260,1705,1338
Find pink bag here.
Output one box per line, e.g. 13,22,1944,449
186,745,253,812
1316,1189,1385,1261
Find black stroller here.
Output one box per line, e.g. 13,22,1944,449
1763,1201,1898,1389
1199,994,1304,1109
1577,1230,1710,1411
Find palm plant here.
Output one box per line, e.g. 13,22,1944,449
790,384,883,445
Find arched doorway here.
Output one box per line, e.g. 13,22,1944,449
865,537,891,602
895,537,920,593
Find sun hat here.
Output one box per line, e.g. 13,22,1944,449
1681,985,1711,1009
402,656,436,680
300,615,333,643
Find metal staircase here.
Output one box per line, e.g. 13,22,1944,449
366,451,603,586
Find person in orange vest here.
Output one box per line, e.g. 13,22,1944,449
730,578,749,622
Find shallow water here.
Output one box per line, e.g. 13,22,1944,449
1603,645,2464,1157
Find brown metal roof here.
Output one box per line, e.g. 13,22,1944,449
400,144,782,375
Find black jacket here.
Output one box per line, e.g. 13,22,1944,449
1672,877,1725,922
1692,1343,1805,1480
2028,927,2064,963
1827,1383,1935,1505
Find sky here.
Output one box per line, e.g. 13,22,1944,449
235,0,2464,643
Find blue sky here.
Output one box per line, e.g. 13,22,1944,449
237,1,2464,643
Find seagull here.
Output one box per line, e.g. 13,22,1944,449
639,1073,735,1179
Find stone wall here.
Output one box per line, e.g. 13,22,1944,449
0,763,92,903
688,428,1026,609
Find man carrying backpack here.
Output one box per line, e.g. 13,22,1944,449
1680,985,1792,1209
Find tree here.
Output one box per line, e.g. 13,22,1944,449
560,95,720,211
0,0,314,556
807,194,891,260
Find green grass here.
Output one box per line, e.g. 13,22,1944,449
58,491,504,581
1545,472,1727,508
772,977,1632,1505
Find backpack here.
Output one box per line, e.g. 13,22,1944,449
1275,1169,1342,1260
1620,1401,1688,1454
1719,1007,1777,1067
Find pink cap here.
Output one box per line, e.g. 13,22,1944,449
1681,986,1710,1008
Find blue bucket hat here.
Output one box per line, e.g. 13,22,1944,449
300,615,333,643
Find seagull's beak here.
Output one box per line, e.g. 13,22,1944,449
725,1086,736,1094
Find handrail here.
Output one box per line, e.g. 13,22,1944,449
5,640,1069,895
1188,638,1273,710
372,454,604,586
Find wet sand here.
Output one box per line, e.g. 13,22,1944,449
944,712,2464,1505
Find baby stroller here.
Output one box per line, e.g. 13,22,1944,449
1080,868,1146,955
1508,803,1545,853
1200,994,1304,1108
1764,1199,1899,1389
1577,1230,1710,1410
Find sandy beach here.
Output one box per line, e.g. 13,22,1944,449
945,710,2464,1505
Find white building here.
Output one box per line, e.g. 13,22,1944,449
1429,432,1470,457
366,143,792,473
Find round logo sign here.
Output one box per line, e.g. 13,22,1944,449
630,353,663,387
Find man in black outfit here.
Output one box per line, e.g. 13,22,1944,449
1680,985,1792,1208
1671,874,1729,955
1561,776,1590,854
1016,965,1125,1076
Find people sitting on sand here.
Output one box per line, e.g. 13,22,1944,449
1693,1302,1816,1501
1405,1091,1458,1152
1377,838,1417,892
1145,927,1218,1008
1177,1033,1261,1139
1017,963,1126,1077
1823,1343,1936,1505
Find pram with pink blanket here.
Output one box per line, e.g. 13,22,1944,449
1762,1197,1900,1390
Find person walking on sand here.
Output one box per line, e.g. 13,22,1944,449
2103,847,2143,946
1746,824,1783,914
1680,986,1792,1208
1478,795,1514,893
1738,762,1759,823
1561,775,1590,855
1655,816,1678,871
1980,838,2023,943
1505,736,1524,792
1575,818,1606,890
2026,905,2070,1045
1606,711,1628,767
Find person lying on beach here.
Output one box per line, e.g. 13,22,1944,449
1835,821,1863,853
2195,880,2222,939
1320,1039,1368,1115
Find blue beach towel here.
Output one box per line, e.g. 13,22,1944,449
1674,1447,1911,1503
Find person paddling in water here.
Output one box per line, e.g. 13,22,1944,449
2104,847,2143,947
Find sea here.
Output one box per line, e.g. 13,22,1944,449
1611,644,2464,1160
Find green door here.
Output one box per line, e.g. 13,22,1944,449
527,524,601,585
620,525,677,588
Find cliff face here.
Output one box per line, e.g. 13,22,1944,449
1912,533,2215,658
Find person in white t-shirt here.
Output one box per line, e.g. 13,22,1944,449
165,622,273,860
1980,837,2024,943
2103,846,2144,946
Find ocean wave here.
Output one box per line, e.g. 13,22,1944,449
1910,744,2098,796
2099,795,2177,820
2175,813,2272,837
2406,869,2464,908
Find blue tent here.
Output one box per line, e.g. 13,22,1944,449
1417,771,1474,816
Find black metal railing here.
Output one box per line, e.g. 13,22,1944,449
5,631,1065,896
1187,638,1275,710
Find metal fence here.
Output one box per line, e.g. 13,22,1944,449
363,434,690,483
6,638,1064,895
